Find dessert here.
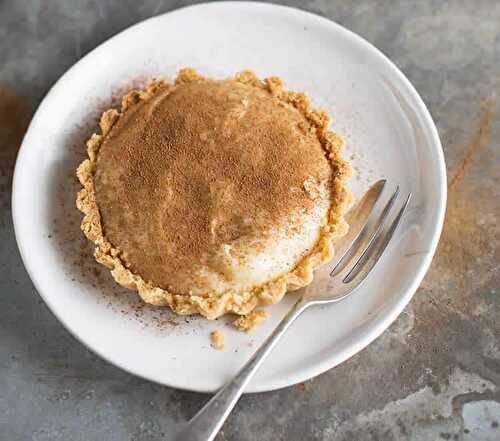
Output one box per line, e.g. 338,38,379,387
76,68,351,321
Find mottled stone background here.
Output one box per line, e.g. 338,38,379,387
0,1,499,440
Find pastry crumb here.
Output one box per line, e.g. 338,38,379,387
233,309,269,332
210,330,225,350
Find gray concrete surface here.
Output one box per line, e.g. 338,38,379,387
1,1,499,440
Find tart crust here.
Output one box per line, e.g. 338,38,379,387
76,69,351,320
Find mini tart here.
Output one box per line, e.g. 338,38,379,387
76,69,351,319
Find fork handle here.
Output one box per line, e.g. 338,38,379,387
173,297,309,441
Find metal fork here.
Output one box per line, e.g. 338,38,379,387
172,180,411,441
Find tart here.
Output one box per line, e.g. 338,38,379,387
76,68,351,320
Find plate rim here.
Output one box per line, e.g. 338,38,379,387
12,1,447,393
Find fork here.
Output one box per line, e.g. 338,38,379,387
172,180,411,441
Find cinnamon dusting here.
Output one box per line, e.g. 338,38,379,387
93,76,334,292
0,83,32,212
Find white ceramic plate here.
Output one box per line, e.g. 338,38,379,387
12,2,446,393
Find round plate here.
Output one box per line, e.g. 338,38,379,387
12,2,446,393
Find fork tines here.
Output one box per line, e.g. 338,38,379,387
330,180,411,287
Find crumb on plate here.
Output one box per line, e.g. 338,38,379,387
210,330,225,350
233,309,269,332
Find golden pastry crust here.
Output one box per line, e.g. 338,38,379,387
76,68,351,320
